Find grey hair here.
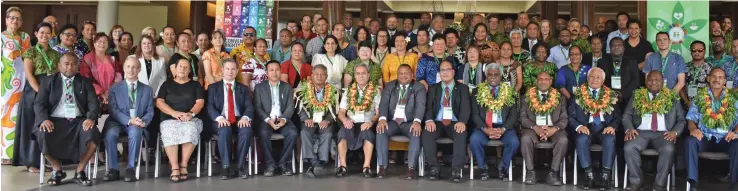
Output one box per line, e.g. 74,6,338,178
312,64,328,72
124,55,141,68
354,63,370,73
509,29,524,39
587,67,606,78
485,63,502,74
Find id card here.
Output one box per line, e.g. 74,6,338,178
63,104,77,118
352,111,366,123
728,81,734,89
536,115,550,126
312,111,324,122
611,76,622,89
491,112,499,124
393,105,406,121
442,107,453,120
129,109,136,118
687,85,698,97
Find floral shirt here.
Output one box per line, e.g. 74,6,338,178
229,43,254,64
22,44,61,75
53,44,84,60
686,62,712,86
572,38,592,53
416,54,455,85
686,89,738,142
523,61,558,89
74,37,92,55
705,53,734,68
242,56,268,91
344,59,382,86
512,49,531,63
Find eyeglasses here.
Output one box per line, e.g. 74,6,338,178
6,15,21,21
243,33,256,37
691,48,705,53
440,68,454,72
62,32,77,37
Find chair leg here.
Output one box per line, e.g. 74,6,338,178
105,148,110,173
522,159,526,183
208,141,212,177
39,154,45,184
144,141,149,173
469,150,473,180
623,163,628,188
254,138,259,175
418,148,424,177
574,150,578,185
300,142,304,174
94,149,100,179
155,135,160,178
508,163,513,181
562,159,567,184
614,155,618,187
248,142,253,176
292,149,296,173
136,140,143,180
197,142,201,178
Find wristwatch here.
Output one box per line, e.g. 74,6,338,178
188,112,196,117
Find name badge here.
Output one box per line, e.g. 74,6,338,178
352,111,366,123
442,107,453,120
63,104,77,118
536,115,550,126
193,76,199,81
129,109,136,118
611,76,622,89
663,79,668,88
393,105,406,121
492,112,500,124
728,81,735,89
687,85,698,97
312,111,324,122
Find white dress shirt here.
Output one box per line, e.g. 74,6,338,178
51,75,83,118
340,84,381,122
637,93,667,131
215,80,250,122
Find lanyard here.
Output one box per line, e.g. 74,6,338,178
613,59,622,76
35,45,54,71
560,45,570,61
279,46,291,60
398,85,408,103
689,63,705,84
357,84,367,102
163,45,175,57
255,56,266,68
325,55,335,66
570,64,581,84
376,49,388,64
212,50,224,67
397,53,406,65
180,52,196,76
709,89,723,111
513,52,524,61
469,65,477,83
433,52,447,66
292,61,302,76
661,55,670,74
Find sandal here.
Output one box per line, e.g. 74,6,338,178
179,166,189,180
74,171,92,186
170,169,181,183
46,170,67,186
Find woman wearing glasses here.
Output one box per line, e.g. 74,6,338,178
75,21,95,55
53,24,84,60
2,7,32,166
80,32,122,108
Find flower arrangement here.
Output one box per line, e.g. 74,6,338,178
476,82,516,112
298,82,336,112
694,88,737,130
348,83,378,112
526,87,560,115
632,88,677,115
573,85,617,114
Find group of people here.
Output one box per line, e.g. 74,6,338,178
4,6,738,191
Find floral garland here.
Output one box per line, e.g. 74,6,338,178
694,88,737,130
573,84,618,114
348,83,378,112
526,87,560,115
476,83,517,112
298,82,337,113
632,88,677,115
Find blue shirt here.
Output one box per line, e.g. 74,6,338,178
722,59,738,82
269,42,291,63
547,44,571,69
686,88,738,142
341,44,358,61
416,54,454,85
643,52,687,89
555,64,591,99
435,82,458,122
705,53,734,68
606,30,629,53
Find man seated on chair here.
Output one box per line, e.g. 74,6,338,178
206,58,254,180
469,63,519,181
685,68,738,191
103,56,155,182
254,60,298,177
336,64,380,178
34,53,101,186
376,64,426,179
421,60,471,183
622,71,684,191
298,64,337,178
568,67,621,190
519,71,569,186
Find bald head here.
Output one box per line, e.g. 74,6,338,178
43,16,58,30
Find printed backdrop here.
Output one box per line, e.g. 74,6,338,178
215,0,274,52
647,1,710,61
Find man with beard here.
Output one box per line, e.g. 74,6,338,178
343,13,355,43
386,15,399,48
503,18,514,36
706,35,734,68
517,12,530,32
548,29,573,68
598,37,640,111
556,18,569,32
569,19,592,53
607,12,630,53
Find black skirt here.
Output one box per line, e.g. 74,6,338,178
11,76,47,167
338,122,375,151
34,117,101,160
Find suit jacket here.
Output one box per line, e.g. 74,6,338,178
567,95,621,132
621,96,685,133
404,31,417,51
379,80,426,122
519,90,568,130
107,80,155,127
254,81,295,121
424,81,471,124
581,53,595,67
522,38,540,53
34,73,100,127
207,81,254,121
470,87,518,130
137,57,167,95
299,85,337,123
598,55,641,104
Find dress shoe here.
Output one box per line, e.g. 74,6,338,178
103,169,120,181
583,168,595,189
362,167,373,178
335,166,348,177
498,167,510,181
652,185,667,191
624,184,640,191
239,169,249,179
263,166,276,177
598,169,611,190
220,166,231,180
451,169,462,183
280,165,293,176
524,170,536,185
546,170,562,186
479,168,489,180
428,166,441,180
124,168,137,182
306,166,317,178
406,168,416,180
377,166,387,179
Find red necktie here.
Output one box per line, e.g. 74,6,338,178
651,112,657,132
227,83,236,124
485,111,493,128
442,87,451,126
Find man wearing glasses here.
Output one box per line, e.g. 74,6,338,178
230,26,257,65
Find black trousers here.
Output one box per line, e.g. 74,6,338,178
420,121,467,169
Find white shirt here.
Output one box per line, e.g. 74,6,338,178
311,54,347,89
215,80,250,122
637,93,667,131
264,82,284,122
51,75,83,118
527,38,538,52
340,84,381,122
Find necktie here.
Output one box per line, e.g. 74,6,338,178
395,85,406,124
442,86,451,126
541,93,548,102
485,111,493,128
129,82,136,107
591,89,601,126
65,78,74,121
651,94,658,131
227,83,236,124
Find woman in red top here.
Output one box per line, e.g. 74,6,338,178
280,42,312,88
80,32,122,106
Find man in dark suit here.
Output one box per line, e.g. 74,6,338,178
103,56,155,182
206,58,254,180
299,65,336,178
519,71,569,186
402,18,418,50
469,64,519,181
598,37,640,111
253,61,297,177
421,60,471,182
521,22,540,53
376,64,426,179
622,71,685,191
568,67,620,190
34,53,101,187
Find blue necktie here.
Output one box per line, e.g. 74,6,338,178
592,89,601,126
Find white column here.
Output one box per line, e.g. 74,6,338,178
96,1,119,33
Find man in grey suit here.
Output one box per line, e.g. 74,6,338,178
103,56,155,182
519,71,569,186
622,71,685,191
469,64,519,181
376,64,426,179
254,60,298,177
299,65,336,178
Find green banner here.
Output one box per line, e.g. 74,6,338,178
647,1,710,61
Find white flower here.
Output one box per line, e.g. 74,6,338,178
405,36,411,43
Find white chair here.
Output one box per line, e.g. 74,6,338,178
623,149,676,191
105,136,149,180
207,135,254,177
686,152,729,191
521,142,567,184
154,133,202,178
419,138,463,178
39,148,99,184
252,134,295,175
469,140,513,180
573,144,618,187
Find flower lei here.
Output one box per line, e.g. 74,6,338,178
299,82,336,112
632,88,677,115
348,83,378,112
573,84,618,115
526,87,560,115
694,88,737,130
476,83,517,112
